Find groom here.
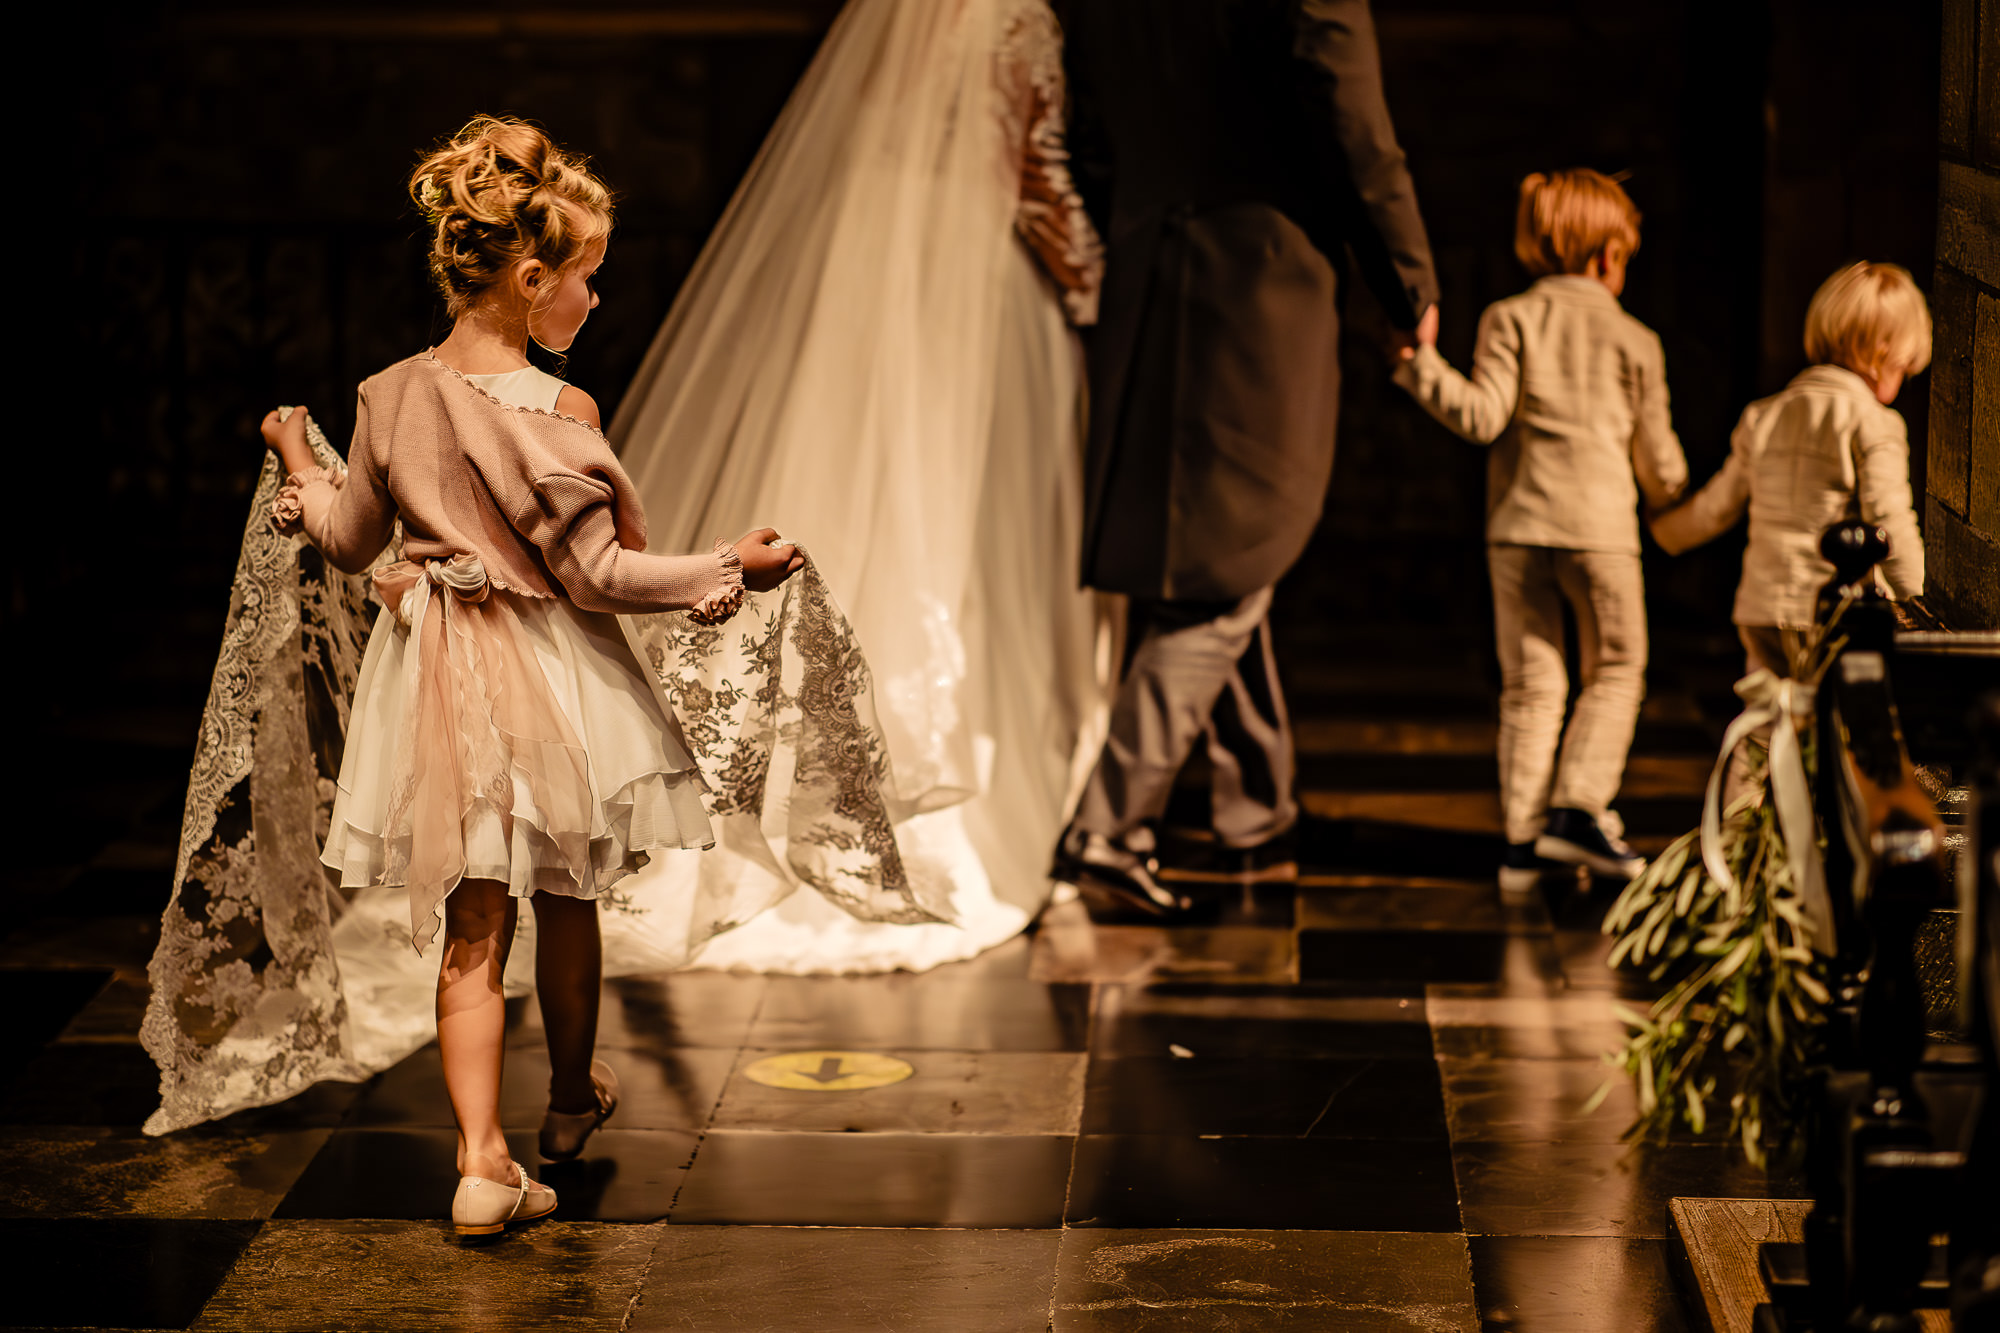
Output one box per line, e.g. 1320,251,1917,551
1054,0,1438,912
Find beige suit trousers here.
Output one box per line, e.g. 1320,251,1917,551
1073,585,1297,849
1489,544,1648,846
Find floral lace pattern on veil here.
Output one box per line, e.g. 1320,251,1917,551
142,421,380,1134
144,417,934,1134
629,553,954,931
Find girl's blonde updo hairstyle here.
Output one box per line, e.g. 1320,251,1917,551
1514,168,1641,278
409,115,614,317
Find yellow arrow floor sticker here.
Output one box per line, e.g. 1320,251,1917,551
742,1051,915,1092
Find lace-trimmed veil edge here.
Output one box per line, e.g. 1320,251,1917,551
142,411,940,1135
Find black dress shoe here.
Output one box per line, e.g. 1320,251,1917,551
1051,828,1196,918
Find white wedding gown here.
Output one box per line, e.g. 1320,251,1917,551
609,0,1113,973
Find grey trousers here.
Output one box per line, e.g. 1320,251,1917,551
1072,585,1297,849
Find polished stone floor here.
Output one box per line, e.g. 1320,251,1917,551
2,622,1795,1331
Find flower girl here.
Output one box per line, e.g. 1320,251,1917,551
258,115,802,1235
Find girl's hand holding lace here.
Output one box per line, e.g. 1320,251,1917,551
735,528,805,592
259,406,317,477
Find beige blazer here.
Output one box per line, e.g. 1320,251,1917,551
1393,275,1687,554
1650,364,1923,629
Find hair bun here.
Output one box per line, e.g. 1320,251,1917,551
408,115,614,318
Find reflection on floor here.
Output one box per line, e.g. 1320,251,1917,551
1,624,1794,1331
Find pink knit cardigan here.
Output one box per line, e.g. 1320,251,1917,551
272,352,742,619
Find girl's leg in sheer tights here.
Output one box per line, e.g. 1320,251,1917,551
530,891,603,1115
437,877,519,1183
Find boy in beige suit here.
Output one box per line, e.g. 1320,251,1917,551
1651,261,1929,674
1395,169,1687,891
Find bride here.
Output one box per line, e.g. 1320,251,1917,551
609,0,1112,973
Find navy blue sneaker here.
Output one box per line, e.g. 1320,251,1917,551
1535,807,1646,880
1498,840,1549,893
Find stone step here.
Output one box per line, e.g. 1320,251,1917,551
1293,879,1520,986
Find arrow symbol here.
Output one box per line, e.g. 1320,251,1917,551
800,1057,847,1084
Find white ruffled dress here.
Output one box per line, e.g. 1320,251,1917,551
317,364,716,949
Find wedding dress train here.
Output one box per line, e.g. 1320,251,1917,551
609,0,1112,973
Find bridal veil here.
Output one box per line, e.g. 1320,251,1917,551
611,0,1111,971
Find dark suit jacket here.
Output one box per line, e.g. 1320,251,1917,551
1065,0,1437,601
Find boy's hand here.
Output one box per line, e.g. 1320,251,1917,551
735,528,805,592
1388,304,1439,363
260,406,314,474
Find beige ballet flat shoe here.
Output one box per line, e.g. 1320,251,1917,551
452,1164,557,1238
539,1058,620,1162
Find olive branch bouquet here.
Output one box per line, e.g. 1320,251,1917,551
1589,615,1847,1169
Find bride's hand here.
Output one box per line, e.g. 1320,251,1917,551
735,528,805,592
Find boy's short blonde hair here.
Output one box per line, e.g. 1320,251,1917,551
1803,261,1932,376
1514,169,1641,277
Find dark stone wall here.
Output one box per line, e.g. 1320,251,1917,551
43,4,831,649
1302,2,1778,633
1298,1,1938,637
1929,0,2000,629
41,1,1946,709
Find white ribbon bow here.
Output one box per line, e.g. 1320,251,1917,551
1700,667,1832,951
374,553,490,628
427,553,490,598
